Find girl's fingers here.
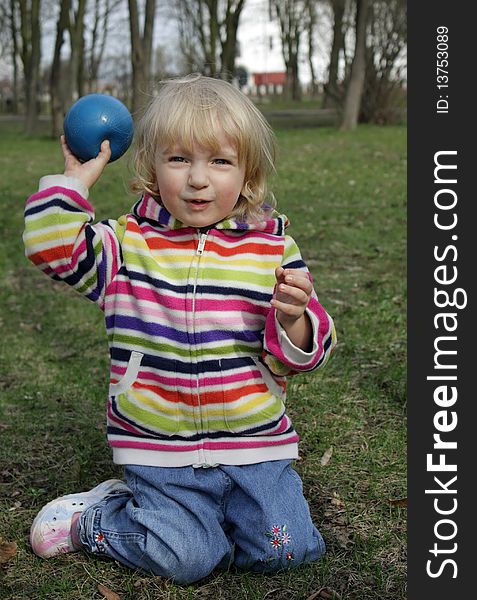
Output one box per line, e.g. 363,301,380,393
273,268,313,324
276,268,312,292
98,139,111,161
271,298,304,317
277,283,309,304
283,272,312,291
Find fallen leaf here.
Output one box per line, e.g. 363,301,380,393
320,446,333,466
0,540,17,565
389,497,407,508
330,495,345,509
98,584,121,600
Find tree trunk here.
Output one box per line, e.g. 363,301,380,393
340,0,369,130
273,0,304,101
288,51,301,100
68,0,87,101
306,0,318,97
323,0,346,108
205,0,219,77
18,0,41,133
219,0,245,81
50,0,70,138
128,0,156,114
9,0,20,113
289,17,302,101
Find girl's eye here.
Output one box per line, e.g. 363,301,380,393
170,156,186,162
213,158,231,165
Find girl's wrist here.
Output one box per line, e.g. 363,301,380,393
276,312,312,352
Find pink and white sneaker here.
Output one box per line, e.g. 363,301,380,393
30,479,130,558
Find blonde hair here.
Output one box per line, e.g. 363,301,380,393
130,74,277,222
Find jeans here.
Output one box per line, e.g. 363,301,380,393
77,459,325,584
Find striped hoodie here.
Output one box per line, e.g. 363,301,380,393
24,176,336,467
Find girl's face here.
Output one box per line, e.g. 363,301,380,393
154,130,246,228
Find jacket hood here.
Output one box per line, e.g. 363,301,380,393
132,194,289,236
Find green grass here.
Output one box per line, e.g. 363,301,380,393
0,121,406,599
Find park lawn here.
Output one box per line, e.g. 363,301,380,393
0,122,406,600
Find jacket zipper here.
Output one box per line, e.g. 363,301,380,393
192,230,209,438
196,231,207,255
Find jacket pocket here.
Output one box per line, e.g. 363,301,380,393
223,357,286,435
252,356,287,400
109,351,144,396
109,353,180,436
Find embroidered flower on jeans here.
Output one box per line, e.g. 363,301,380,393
263,524,295,565
266,524,291,552
94,531,108,552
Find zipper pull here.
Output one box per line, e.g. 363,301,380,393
196,232,207,255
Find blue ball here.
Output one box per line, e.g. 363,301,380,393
63,94,134,163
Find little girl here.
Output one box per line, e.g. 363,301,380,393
24,74,336,584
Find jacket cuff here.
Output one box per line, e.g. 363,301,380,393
39,175,89,199
265,308,320,369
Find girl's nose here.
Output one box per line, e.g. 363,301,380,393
188,163,209,189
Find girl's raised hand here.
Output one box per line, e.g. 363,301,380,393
272,267,312,323
61,135,111,189
271,266,313,351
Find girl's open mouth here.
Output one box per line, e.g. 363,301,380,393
187,199,211,210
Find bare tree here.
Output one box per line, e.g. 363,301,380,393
322,0,406,122
304,0,318,96
0,0,21,112
48,0,124,137
50,0,70,137
271,0,308,101
87,0,121,91
360,0,406,123
178,0,219,76
68,0,87,99
0,0,11,59
18,0,41,132
322,0,346,107
219,0,245,80
176,5,200,73
175,0,246,80
0,0,12,112
340,0,368,129
128,0,156,113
